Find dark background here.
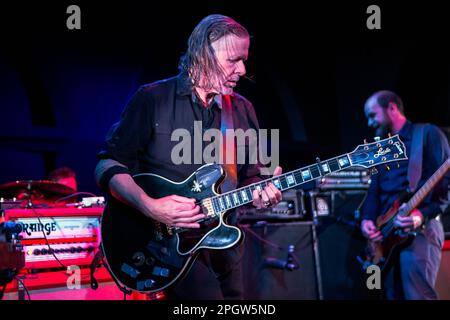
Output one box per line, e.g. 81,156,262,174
1,0,449,195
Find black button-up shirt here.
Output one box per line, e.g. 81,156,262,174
98,74,264,187
362,121,449,222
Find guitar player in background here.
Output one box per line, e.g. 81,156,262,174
360,90,450,300
94,14,282,299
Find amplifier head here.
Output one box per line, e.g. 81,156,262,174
237,189,308,223
3,206,103,270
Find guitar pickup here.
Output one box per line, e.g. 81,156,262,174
121,263,140,279
152,266,170,278
136,279,155,291
146,241,184,268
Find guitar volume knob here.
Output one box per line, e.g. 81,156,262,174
146,257,156,266
132,252,145,267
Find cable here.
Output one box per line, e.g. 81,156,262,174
15,277,31,300
239,224,283,250
240,224,307,267
100,250,132,297
54,192,98,203
30,206,67,270
0,284,6,300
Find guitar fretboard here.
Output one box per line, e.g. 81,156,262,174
210,154,354,213
402,158,450,216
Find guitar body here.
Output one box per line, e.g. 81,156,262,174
100,163,242,293
364,191,415,271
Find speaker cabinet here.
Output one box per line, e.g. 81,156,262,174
436,240,450,300
239,221,319,299
310,190,381,300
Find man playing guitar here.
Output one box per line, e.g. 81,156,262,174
94,14,282,299
360,90,449,299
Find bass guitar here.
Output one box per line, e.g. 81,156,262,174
362,157,450,271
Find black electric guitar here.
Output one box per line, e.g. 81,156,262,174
362,157,450,271
101,135,407,293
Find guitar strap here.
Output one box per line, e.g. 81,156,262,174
407,123,450,218
220,94,238,193
204,95,242,281
407,123,426,193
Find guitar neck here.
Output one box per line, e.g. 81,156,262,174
403,158,450,216
211,153,357,213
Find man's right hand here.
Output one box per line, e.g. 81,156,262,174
106,171,206,229
143,195,206,229
361,219,383,242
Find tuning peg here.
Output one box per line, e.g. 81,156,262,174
374,136,380,142
385,164,391,171
396,162,400,169
363,139,368,144
388,133,392,138
370,168,378,175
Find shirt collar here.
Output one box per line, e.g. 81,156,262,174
192,93,223,109
176,73,193,96
398,120,413,140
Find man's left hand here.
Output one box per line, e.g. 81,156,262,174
394,206,424,232
252,166,283,209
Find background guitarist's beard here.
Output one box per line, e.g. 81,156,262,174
373,108,393,139
375,115,392,139
375,123,392,139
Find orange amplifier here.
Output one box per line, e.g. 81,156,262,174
4,206,103,270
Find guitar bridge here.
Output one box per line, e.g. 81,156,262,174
154,221,165,240
200,198,216,218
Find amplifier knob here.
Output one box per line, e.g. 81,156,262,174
132,252,145,267
33,249,41,255
146,257,156,266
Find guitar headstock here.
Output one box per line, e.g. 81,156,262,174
349,134,408,169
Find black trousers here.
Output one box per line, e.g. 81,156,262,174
165,242,244,300
383,218,444,300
